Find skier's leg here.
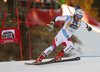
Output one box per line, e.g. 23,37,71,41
54,38,73,60
35,30,63,63
35,38,61,63
43,36,62,54
43,30,64,56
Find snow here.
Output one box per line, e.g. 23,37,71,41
73,25,100,56
0,57,100,72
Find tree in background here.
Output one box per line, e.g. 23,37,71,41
58,0,65,7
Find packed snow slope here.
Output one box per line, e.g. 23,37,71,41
73,25,100,56
0,57,100,72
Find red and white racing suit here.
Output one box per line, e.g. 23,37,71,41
44,15,88,55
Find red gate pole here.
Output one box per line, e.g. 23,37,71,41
1,11,7,30
16,8,23,61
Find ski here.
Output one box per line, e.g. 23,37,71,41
25,57,80,65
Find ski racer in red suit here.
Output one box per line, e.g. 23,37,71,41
35,9,92,63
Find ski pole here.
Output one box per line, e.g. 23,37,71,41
10,20,49,26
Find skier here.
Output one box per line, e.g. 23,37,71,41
35,9,92,63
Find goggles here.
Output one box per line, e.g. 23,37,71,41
76,14,83,19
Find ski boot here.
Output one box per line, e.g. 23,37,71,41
54,51,65,61
35,52,47,63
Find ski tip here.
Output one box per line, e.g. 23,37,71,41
25,62,35,65
76,57,81,60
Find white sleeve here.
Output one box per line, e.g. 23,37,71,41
55,16,67,22
81,21,87,28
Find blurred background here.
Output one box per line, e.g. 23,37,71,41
0,0,100,62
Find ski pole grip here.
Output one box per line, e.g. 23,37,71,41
47,24,49,26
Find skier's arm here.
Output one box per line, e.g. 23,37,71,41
81,21,92,31
49,16,67,28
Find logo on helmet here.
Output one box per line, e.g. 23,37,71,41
79,12,83,14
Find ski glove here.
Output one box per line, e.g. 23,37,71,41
87,26,92,31
49,21,54,29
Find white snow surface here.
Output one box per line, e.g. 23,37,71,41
73,25,100,56
0,57,100,72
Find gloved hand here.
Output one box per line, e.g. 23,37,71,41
48,21,54,29
87,26,92,31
